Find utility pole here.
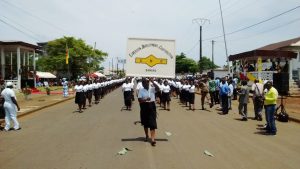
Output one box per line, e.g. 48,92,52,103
212,40,215,70
116,57,119,76
112,58,114,76
218,0,230,74
193,18,210,74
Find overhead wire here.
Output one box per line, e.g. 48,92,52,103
0,18,41,41
1,0,67,35
202,5,300,41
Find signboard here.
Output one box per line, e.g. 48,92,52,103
126,38,176,78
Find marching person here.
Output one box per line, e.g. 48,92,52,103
161,80,171,111
199,79,209,110
122,78,133,110
138,78,159,146
263,81,278,135
1,82,21,131
86,80,93,107
74,80,85,113
188,80,196,111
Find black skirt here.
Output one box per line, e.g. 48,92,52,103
75,92,86,104
140,102,157,130
123,91,132,106
161,92,171,103
189,92,195,104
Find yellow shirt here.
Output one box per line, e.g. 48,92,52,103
264,87,278,105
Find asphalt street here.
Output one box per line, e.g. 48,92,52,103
0,87,300,169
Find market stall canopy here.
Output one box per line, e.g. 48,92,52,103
91,72,105,77
36,71,56,78
228,50,297,61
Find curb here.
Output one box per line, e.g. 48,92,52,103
289,117,300,124
0,96,75,124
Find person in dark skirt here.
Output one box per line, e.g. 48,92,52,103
188,80,196,110
161,80,171,111
86,80,93,107
75,80,86,113
122,78,133,110
138,78,159,146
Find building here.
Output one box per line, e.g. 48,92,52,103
258,37,300,81
0,41,40,89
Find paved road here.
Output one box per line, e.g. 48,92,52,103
1,87,300,169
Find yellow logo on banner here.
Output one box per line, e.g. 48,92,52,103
135,55,167,67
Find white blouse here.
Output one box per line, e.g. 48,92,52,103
162,85,170,93
189,85,195,93
75,85,84,92
122,83,132,92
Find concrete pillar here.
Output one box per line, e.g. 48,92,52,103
1,48,5,79
289,59,293,81
17,47,21,89
33,50,36,88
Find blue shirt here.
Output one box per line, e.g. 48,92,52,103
138,85,156,102
220,83,230,96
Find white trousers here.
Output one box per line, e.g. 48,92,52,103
4,103,19,130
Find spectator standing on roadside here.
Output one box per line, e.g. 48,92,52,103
208,77,216,107
238,80,250,121
220,79,230,114
251,79,264,121
62,78,69,97
263,81,278,135
1,82,21,131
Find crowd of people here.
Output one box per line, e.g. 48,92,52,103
120,75,279,146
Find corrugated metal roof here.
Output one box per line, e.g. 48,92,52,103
258,37,300,50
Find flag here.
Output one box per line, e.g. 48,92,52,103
66,44,69,64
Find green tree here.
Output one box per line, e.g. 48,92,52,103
198,56,219,71
36,36,107,79
176,53,198,74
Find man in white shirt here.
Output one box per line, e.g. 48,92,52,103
251,79,264,121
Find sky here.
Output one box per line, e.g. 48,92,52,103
1,0,300,71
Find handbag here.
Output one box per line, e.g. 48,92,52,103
255,84,264,107
277,112,289,122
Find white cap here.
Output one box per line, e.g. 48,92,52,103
6,82,13,87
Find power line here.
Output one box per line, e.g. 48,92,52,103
225,17,300,43
1,15,44,40
203,5,300,41
0,18,41,41
1,0,67,34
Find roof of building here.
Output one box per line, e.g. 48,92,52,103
0,41,40,49
257,37,300,50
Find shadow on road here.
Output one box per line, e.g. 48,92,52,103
121,137,168,142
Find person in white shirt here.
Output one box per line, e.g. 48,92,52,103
161,80,171,111
86,80,93,107
74,80,85,113
1,82,21,131
82,81,88,109
122,79,133,110
188,81,196,111
138,78,159,146
228,80,234,110
251,79,264,121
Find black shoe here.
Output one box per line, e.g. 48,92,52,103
144,136,149,142
151,141,156,146
242,117,248,121
14,127,21,131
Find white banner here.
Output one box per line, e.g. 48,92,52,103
126,38,176,78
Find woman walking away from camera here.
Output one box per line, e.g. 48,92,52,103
1,82,21,131
138,78,159,146
74,80,85,113
122,78,133,110
161,80,171,111
188,80,196,111
238,80,250,120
